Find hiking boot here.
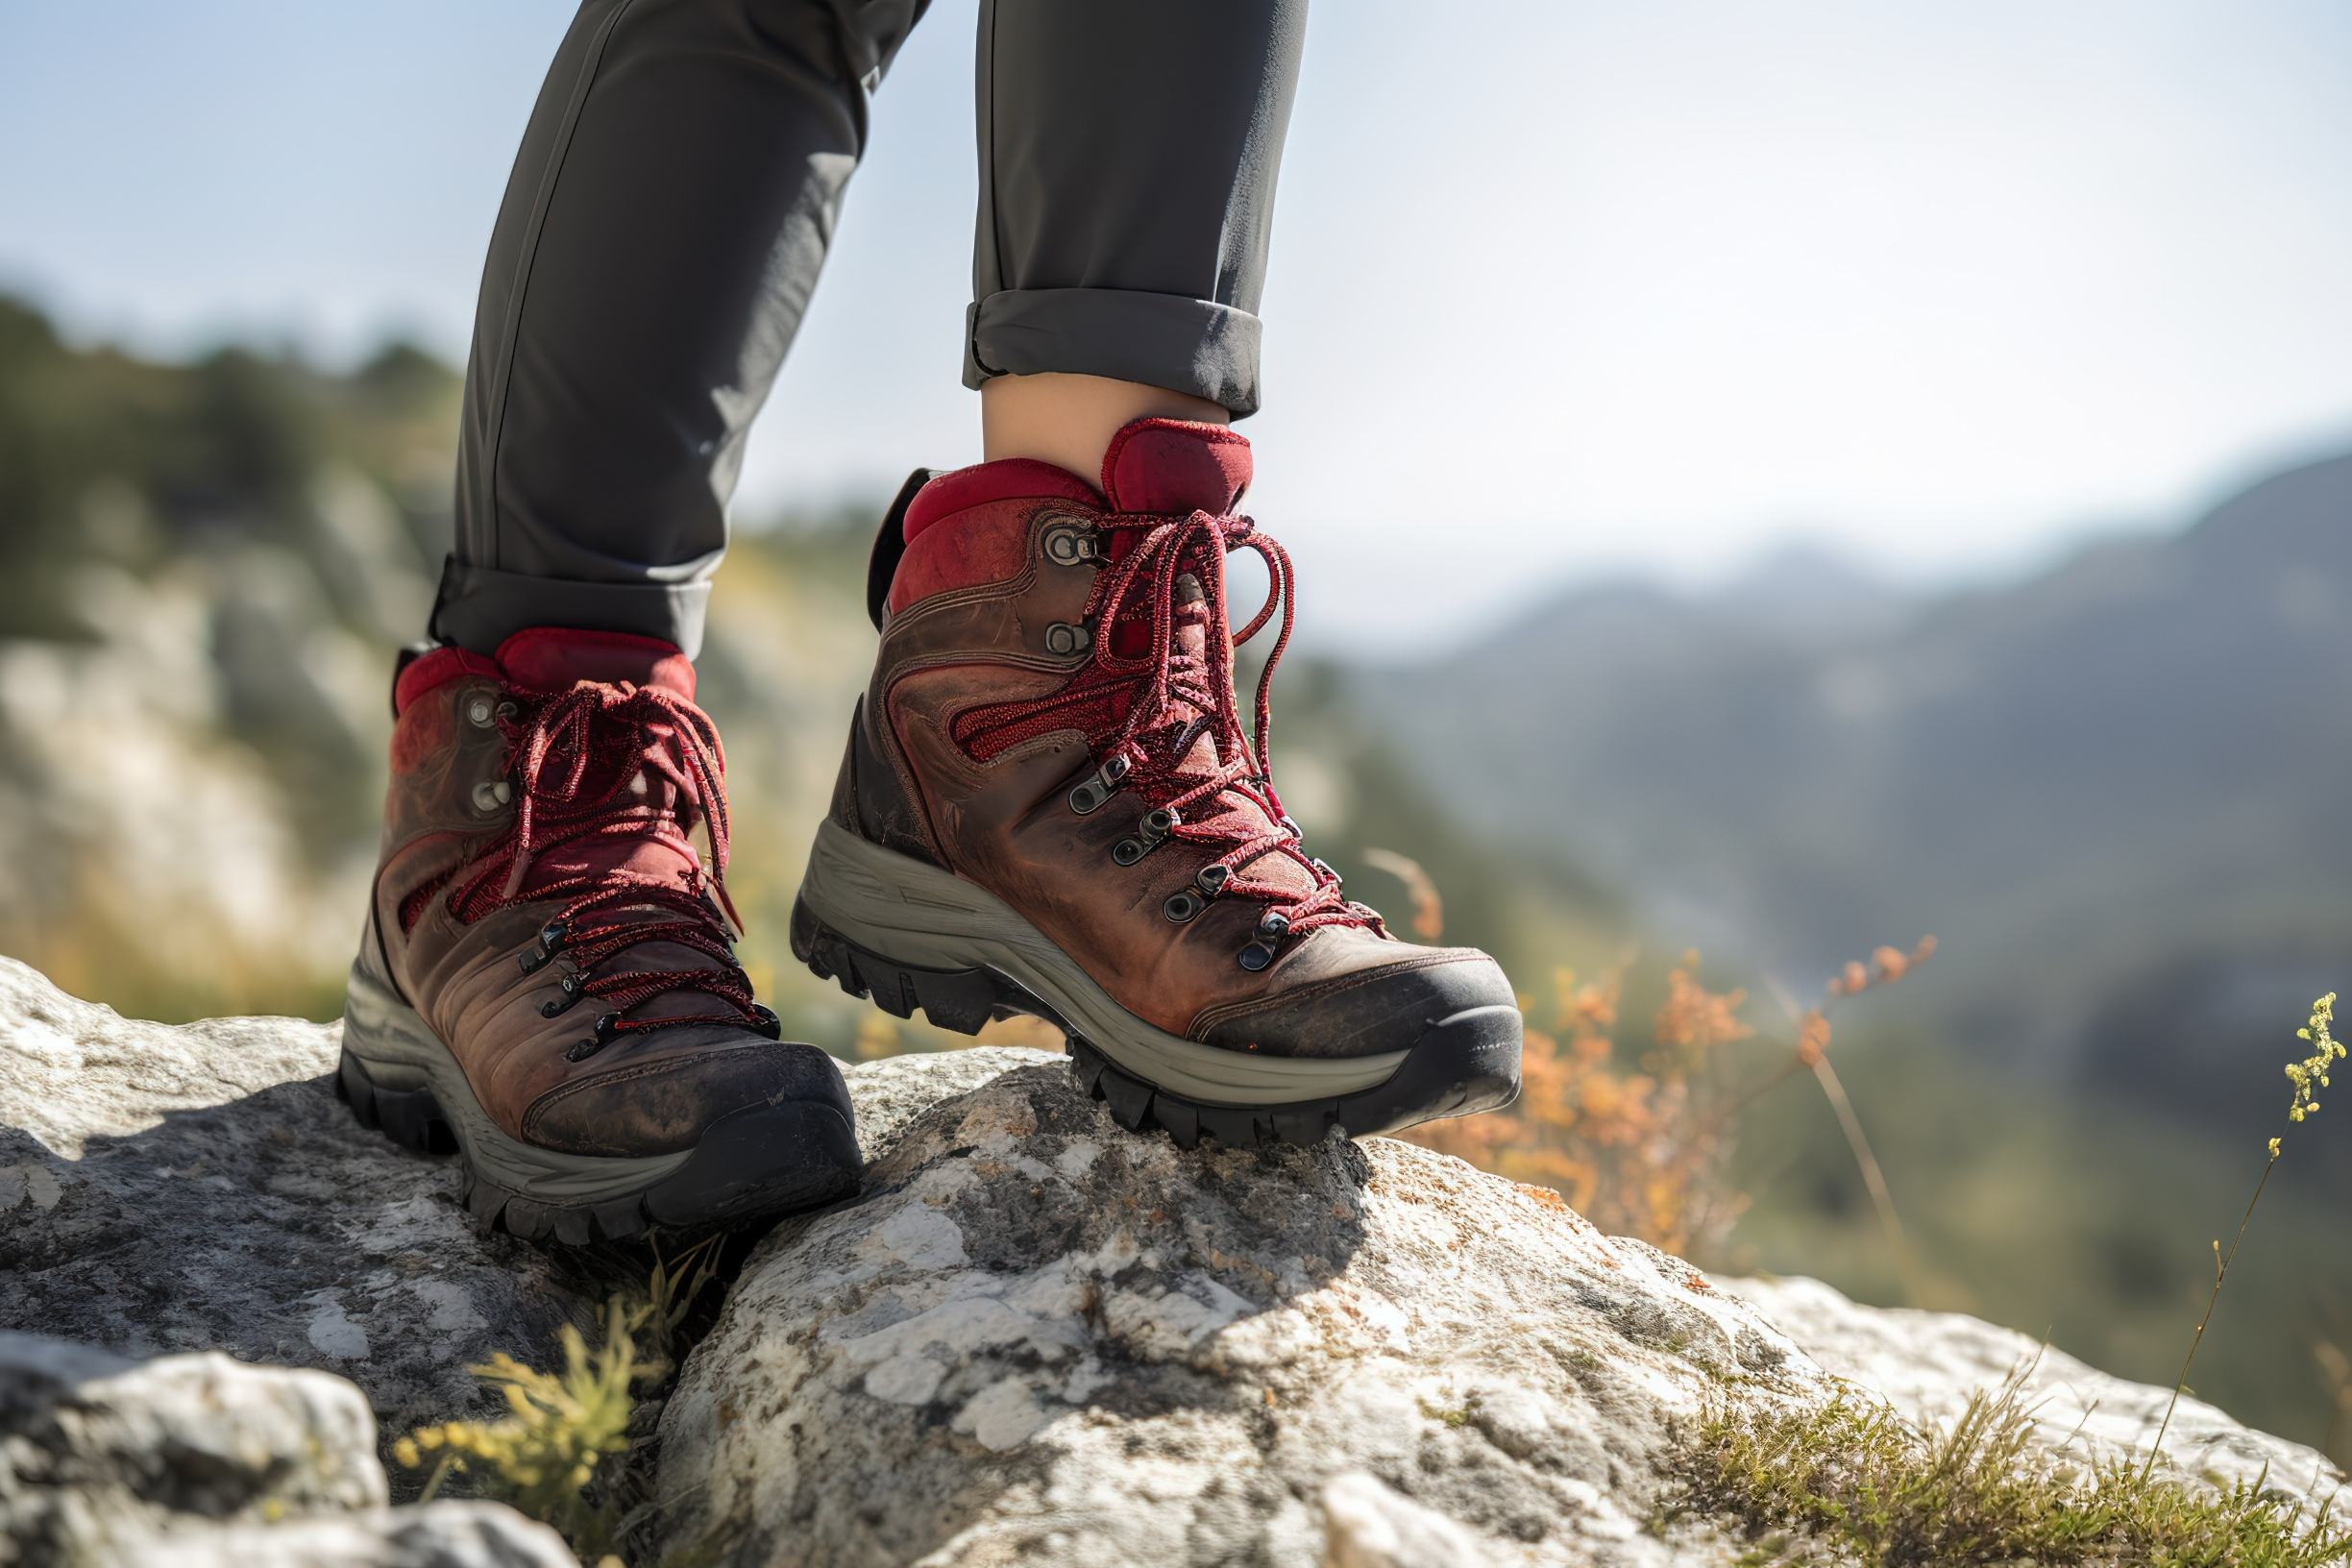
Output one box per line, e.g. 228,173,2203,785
340,628,861,1242
793,418,1522,1146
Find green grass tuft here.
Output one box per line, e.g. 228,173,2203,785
396,1296,649,1560
1665,1368,2352,1566
393,1236,733,1564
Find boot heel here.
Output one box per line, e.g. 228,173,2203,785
339,916,461,1152
335,1045,457,1155
790,895,1031,1038
339,912,445,1083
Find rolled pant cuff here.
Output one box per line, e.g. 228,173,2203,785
429,557,712,659
964,288,1262,417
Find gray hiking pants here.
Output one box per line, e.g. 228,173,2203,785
430,0,1308,659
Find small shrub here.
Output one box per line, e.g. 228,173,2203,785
1405,936,1937,1279
397,1296,651,1560
1403,956,1758,1255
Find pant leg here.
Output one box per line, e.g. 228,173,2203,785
966,0,1308,418
432,0,927,658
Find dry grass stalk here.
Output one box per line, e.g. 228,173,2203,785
1405,931,1937,1262
1358,847,1445,941
2143,992,2345,1481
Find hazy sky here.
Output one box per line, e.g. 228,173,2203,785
4,0,2349,648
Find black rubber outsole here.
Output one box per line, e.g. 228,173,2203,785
790,897,1522,1147
334,1049,862,1245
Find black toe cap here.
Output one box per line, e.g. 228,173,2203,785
1190,947,1519,1060
523,1036,856,1158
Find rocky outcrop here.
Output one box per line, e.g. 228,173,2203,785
8,959,2349,1566
652,1051,1809,1566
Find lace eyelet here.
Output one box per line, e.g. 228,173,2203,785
540,973,587,1017
1163,891,1203,923
516,919,570,975
1042,523,1101,566
1068,752,1131,816
564,1014,621,1061
1112,806,1179,867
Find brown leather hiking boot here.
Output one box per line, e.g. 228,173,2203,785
341,628,860,1241
793,419,1522,1146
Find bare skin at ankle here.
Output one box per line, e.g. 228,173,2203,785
981,371,1230,481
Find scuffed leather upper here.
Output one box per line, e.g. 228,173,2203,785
831,422,1516,1060
373,632,848,1156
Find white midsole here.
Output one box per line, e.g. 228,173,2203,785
797,820,1409,1104
342,919,692,1202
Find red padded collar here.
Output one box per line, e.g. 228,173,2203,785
899,418,1254,543
393,629,692,716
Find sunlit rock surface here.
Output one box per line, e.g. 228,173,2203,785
655,1052,1808,1566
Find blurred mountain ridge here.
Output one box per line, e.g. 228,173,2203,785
1361,448,2352,1151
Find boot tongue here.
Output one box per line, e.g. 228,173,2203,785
1165,580,1226,778
495,628,695,699
492,628,707,903
1100,419,1252,516
1098,424,1250,771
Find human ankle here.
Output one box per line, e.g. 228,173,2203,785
980,372,1229,483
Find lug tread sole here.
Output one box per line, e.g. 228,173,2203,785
336,928,863,1243
335,1048,861,1243
789,898,1522,1147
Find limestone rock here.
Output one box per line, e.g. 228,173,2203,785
1,1330,382,1553
839,1046,1070,1164
0,958,593,1445
656,1054,1810,1566
1,1328,574,1568
1721,1274,2352,1527
1321,1472,1494,1568
81,1504,579,1568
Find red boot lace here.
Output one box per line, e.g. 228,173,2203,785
955,509,1385,949
404,679,768,1053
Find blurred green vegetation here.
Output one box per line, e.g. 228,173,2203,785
2,294,2348,1459
0,297,453,1018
